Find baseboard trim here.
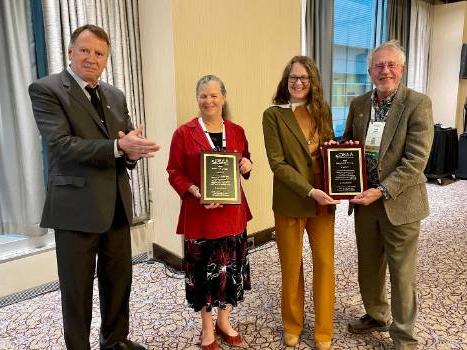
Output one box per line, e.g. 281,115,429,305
249,227,275,248
0,252,150,308
152,243,183,271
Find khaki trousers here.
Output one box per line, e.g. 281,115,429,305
355,199,419,349
274,212,335,342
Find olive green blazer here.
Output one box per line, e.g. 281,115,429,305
262,105,332,217
343,84,434,225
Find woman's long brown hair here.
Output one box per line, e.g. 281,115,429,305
273,56,334,142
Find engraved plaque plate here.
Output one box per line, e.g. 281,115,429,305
200,151,241,204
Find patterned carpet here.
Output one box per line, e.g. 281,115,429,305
0,180,466,349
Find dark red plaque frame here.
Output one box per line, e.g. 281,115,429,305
321,143,367,199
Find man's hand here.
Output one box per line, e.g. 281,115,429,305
350,188,382,206
117,126,160,160
309,188,341,205
239,157,252,175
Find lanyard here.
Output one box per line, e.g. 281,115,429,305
370,104,377,123
198,117,226,150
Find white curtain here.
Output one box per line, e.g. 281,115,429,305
407,0,433,93
0,0,47,236
41,0,150,222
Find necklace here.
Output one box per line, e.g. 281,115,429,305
203,120,223,130
306,117,318,145
306,133,318,145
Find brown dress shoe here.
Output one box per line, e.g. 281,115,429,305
284,332,299,347
215,323,243,347
348,314,390,334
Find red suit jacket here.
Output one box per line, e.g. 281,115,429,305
167,117,252,239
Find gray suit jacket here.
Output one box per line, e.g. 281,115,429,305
29,70,136,233
343,84,434,225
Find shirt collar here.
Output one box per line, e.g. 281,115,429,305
371,87,398,107
271,101,307,112
67,66,100,91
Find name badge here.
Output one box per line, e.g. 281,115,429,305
365,121,385,150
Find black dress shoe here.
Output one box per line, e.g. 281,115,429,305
348,314,390,334
101,339,147,350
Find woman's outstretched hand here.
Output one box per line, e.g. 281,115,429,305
309,188,341,205
203,203,223,209
188,185,223,209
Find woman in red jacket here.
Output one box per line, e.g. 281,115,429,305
167,75,252,350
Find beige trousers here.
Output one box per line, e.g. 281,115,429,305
355,199,420,349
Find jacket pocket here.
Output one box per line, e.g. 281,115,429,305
49,175,86,187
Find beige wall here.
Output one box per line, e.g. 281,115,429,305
139,0,183,257
171,0,301,233
428,2,466,128
138,0,301,254
0,250,57,297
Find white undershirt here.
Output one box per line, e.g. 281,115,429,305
67,66,121,158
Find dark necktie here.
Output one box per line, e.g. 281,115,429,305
85,85,107,130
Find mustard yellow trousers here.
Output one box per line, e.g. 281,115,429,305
274,212,335,342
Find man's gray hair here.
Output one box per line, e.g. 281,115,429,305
368,40,406,67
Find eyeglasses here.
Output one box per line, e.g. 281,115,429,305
371,62,401,70
288,75,310,84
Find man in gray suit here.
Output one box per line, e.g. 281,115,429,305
29,25,159,350
343,40,433,349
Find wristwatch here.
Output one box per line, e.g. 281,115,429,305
377,185,390,199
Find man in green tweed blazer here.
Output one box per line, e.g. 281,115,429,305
343,41,433,350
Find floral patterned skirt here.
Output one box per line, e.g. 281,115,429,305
183,231,251,312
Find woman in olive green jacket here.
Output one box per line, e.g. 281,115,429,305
262,56,339,350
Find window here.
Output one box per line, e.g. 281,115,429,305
332,0,387,137
0,0,52,262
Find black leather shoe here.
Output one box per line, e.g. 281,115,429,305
101,339,147,350
348,314,390,334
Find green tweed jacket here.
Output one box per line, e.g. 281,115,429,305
343,84,434,225
262,105,333,217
